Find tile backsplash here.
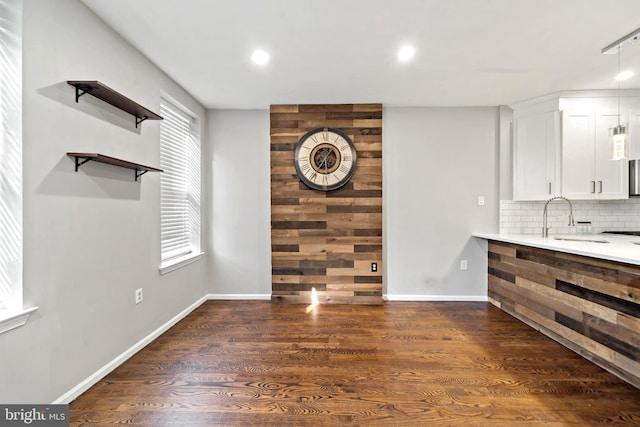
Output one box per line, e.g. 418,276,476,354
500,198,640,235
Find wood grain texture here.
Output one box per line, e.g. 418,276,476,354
270,104,383,304
488,240,640,388
69,301,640,426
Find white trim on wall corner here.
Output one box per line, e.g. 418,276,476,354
383,294,488,302
53,296,208,404
206,294,271,300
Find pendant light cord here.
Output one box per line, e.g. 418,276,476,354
618,45,621,126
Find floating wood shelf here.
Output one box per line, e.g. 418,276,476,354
67,80,163,128
67,153,163,181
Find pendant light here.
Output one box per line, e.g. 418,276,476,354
611,45,628,160
602,28,640,160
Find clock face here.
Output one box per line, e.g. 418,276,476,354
294,127,357,191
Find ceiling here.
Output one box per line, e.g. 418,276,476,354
82,0,640,109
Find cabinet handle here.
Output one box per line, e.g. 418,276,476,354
591,181,596,193
598,181,603,193
548,182,552,194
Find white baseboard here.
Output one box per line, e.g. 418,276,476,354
206,293,271,300
53,295,208,404
383,294,488,302
205,294,487,302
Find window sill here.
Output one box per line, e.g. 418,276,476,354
0,307,38,335
159,252,205,275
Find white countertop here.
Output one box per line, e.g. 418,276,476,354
472,232,640,266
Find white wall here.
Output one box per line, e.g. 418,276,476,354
207,107,499,300
207,110,272,297
0,0,208,403
383,107,498,299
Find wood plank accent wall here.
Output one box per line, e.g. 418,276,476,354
487,240,640,388
270,104,383,305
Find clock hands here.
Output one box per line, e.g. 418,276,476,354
316,148,331,171
315,148,338,173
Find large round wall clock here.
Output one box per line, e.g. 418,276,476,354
294,127,357,191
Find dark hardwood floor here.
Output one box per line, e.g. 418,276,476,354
70,301,640,426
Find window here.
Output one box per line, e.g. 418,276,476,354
0,0,35,334
159,98,202,272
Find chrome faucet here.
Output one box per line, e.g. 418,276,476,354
542,196,575,237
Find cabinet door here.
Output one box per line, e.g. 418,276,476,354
561,110,595,199
629,110,640,160
594,111,629,199
513,111,558,200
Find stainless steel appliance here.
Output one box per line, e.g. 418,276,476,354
631,159,640,196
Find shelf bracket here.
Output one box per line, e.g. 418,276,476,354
135,115,149,128
74,86,95,103
73,156,92,172
135,169,148,181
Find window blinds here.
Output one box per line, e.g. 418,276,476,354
160,101,197,261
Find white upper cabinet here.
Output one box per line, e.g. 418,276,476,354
512,91,640,202
629,110,640,159
561,110,595,199
561,110,628,200
513,111,559,200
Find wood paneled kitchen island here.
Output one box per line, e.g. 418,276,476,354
474,233,639,388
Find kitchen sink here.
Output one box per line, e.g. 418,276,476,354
554,237,609,243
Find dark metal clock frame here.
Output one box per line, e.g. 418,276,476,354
294,127,357,191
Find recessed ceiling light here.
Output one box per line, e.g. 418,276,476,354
251,50,270,65
398,45,415,62
616,70,634,81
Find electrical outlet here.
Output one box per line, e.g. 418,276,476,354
371,262,378,272
135,288,143,304
460,260,468,270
